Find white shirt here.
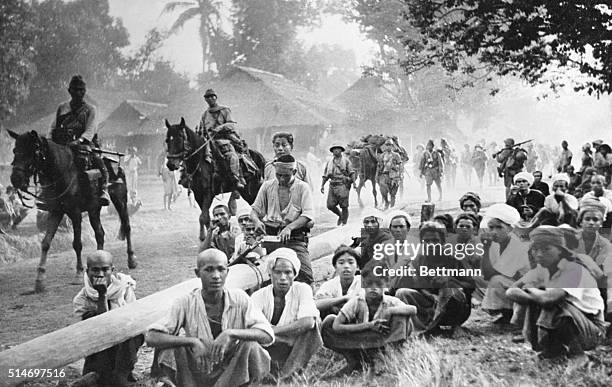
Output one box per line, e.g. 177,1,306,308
544,193,579,212
251,282,319,345
315,275,363,300
490,233,530,278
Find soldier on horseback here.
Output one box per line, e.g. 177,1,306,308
47,75,110,206
200,88,246,191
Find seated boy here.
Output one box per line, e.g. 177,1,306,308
506,226,608,361
321,259,416,376
231,214,266,263
201,204,240,256
315,246,363,318
392,222,475,335
251,248,322,379
72,250,142,387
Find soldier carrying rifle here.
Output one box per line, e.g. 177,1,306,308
493,138,531,199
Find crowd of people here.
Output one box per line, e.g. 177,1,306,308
77,157,612,385
8,75,612,386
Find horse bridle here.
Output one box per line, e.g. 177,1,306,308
166,126,220,175
13,138,76,207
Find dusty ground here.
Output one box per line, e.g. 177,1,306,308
3,176,609,387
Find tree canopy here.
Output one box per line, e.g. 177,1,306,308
405,0,612,96
0,0,36,123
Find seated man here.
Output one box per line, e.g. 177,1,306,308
315,246,363,318
251,248,322,379
146,249,274,387
231,207,266,263
250,154,315,284
392,222,474,335
321,260,416,377
72,250,142,387
506,172,545,213
507,226,608,360
201,204,240,256
544,174,579,222
355,208,394,268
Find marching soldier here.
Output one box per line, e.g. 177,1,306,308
321,143,355,225
377,139,403,209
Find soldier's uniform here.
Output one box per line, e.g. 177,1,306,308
496,138,527,198
47,76,109,206
200,89,248,190
322,143,355,225
378,139,403,208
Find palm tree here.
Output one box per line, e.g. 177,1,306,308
163,1,222,74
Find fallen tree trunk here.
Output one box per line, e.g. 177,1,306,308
0,226,346,386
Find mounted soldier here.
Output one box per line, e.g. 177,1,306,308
47,75,109,207
200,89,246,191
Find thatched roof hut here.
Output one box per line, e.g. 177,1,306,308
165,66,346,153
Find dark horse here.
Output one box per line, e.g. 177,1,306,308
349,146,379,208
7,130,135,293
164,118,266,241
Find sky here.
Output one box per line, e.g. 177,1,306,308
108,0,377,78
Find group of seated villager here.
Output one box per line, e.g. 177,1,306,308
72,172,612,385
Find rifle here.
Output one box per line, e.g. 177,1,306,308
92,149,125,157
492,139,533,159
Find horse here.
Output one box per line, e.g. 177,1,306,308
349,146,379,208
164,118,266,241
7,129,136,293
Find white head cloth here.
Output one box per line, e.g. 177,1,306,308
267,247,300,275
513,171,534,186
482,203,520,227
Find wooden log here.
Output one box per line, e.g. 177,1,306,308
0,227,346,386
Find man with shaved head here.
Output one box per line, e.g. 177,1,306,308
73,250,142,386
146,249,274,387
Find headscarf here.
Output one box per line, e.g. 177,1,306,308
419,221,447,243
267,247,300,275
482,203,520,227
529,226,572,255
578,198,607,221
551,173,570,184
274,154,297,173
386,210,411,228
459,192,482,211
362,208,384,223
513,171,534,186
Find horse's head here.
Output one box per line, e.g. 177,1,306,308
165,117,190,171
7,129,44,191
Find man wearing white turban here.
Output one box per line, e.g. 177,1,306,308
356,208,394,268
544,173,579,217
506,172,545,214
251,248,322,379
480,204,530,324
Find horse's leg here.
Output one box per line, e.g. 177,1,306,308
356,177,365,208
87,208,105,250
199,192,213,243
35,211,63,293
110,181,136,269
371,176,378,208
68,211,84,284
